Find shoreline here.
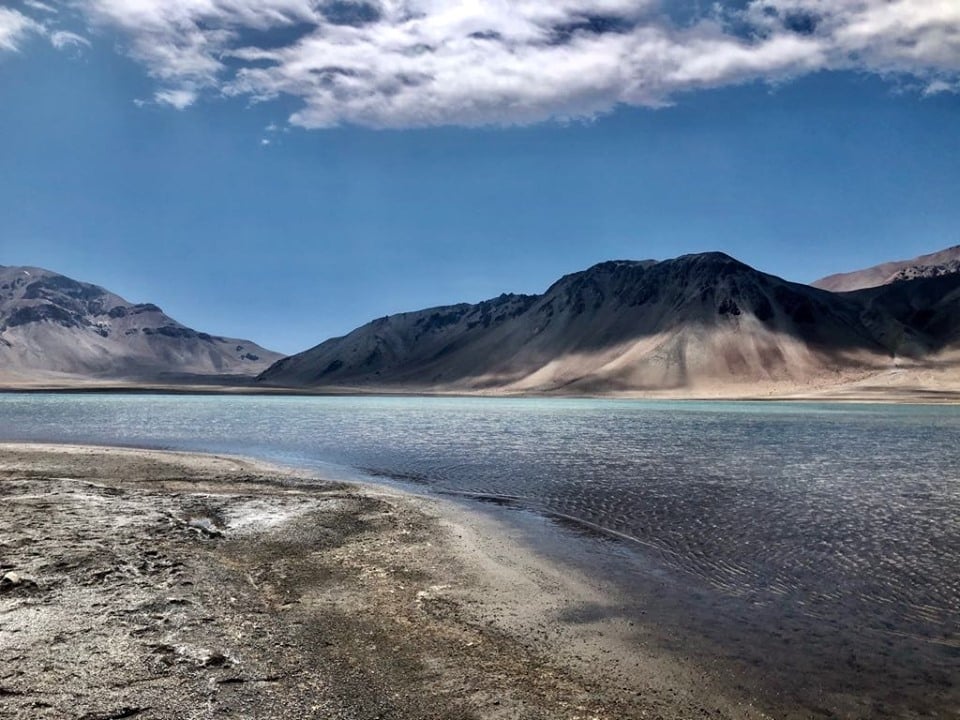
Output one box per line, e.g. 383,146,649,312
2,442,955,718
2,384,960,404
0,442,768,720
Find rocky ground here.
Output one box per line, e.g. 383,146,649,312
0,444,767,720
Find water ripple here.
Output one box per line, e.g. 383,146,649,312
1,394,957,646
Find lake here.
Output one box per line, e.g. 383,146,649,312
1,393,957,716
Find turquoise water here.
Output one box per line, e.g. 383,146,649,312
1,393,958,715
1,393,957,640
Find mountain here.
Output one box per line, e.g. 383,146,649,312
846,273,960,352
258,252,960,395
0,265,283,384
812,245,960,292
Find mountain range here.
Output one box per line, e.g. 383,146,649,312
0,265,281,386
256,251,960,397
2,246,958,398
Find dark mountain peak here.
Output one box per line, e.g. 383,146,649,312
520,251,778,325
665,251,753,273
569,252,752,287
258,249,960,392
545,258,657,296
583,259,658,273
674,250,737,263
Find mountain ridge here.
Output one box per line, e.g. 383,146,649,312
0,265,283,384
5,249,959,398
258,251,960,395
812,245,960,292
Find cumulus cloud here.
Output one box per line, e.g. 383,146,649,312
22,0,960,125
0,8,42,52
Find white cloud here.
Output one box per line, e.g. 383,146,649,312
0,8,41,52
24,0,58,13
154,86,199,109
23,0,960,126
923,78,957,95
50,30,91,50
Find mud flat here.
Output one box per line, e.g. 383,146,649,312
0,443,774,720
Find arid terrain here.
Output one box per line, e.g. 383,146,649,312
258,251,960,399
3,248,960,400
0,444,772,720
813,244,960,292
0,266,281,385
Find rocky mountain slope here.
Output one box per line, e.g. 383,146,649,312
0,265,282,384
258,252,960,394
813,245,960,292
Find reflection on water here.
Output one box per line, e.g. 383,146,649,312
1,393,958,712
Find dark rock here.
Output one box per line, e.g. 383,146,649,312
717,298,741,316
321,359,344,376
5,304,86,329
130,303,162,314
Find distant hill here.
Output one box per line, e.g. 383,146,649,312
846,272,960,352
813,245,960,292
0,265,283,384
258,252,960,395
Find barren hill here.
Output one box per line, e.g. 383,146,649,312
0,265,282,384
813,245,960,292
258,252,960,395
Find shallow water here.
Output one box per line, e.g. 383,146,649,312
1,393,958,714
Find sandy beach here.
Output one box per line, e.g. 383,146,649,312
0,443,774,720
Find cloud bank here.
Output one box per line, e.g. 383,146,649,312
9,0,960,127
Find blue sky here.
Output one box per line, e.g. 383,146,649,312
0,1,958,354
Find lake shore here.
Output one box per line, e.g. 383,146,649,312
1,379,959,403
0,443,767,720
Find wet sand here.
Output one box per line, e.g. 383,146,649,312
0,443,769,720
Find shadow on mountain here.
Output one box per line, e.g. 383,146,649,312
0,266,283,382
259,252,960,393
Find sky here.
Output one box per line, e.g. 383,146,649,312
0,0,958,354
